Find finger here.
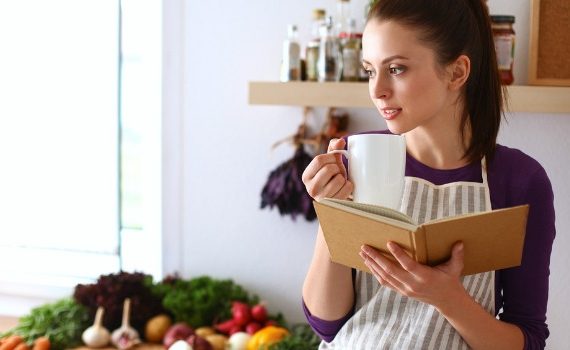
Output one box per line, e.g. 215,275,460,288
386,241,426,276
327,138,348,178
310,162,345,187
327,138,346,152
318,173,347,199
361,251,407,293
440,242,464,276
362,244,415,287
332,180,354,200
302,153,342,183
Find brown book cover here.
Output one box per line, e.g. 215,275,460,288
313,198,529,276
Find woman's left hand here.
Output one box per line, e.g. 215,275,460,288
360,241,467,311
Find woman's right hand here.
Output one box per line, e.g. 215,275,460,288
302,138,354,201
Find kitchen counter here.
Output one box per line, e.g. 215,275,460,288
1,317,165,350
75,346,164,350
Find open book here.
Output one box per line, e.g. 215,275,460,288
313,198,529,275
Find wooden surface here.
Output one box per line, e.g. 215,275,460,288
1,316,164,350
528,0,570,85
249,81,570,113
74,345,164,350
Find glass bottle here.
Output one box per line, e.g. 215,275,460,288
306,9,326,82
279,24,301,82
491,15,515,85
340,18,361,81
336,0,351,38
317,17,343,82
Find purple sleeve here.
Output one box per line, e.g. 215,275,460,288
302,299,353,342
497,165,555,350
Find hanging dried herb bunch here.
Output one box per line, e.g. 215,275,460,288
260,142,317,221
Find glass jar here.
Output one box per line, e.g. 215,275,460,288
317,17,343,82
340,18,361,81
306,9,326,81
491,15,515,85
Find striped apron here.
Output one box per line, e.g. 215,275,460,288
320,159,495,349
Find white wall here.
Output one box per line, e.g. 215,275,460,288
180,0,569,348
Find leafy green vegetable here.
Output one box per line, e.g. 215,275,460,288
269,323,320,350
73,271,166,335
0,298,90,349
152,275,260,328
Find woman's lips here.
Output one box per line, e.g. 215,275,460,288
380,108,402,120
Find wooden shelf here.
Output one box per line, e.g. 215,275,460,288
248,81,570,114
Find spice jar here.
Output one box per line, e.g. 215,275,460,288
317,16,343,82
491,15,515,85
306,9,326,81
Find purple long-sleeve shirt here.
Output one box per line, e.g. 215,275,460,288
304,143,556,349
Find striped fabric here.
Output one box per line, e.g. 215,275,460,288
321,160,494,349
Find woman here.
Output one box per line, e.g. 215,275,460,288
301,0,555,349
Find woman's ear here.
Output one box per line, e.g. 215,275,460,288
448,55,471,90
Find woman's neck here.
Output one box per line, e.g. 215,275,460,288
404,118,471,170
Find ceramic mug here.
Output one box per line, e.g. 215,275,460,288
329,133,406,210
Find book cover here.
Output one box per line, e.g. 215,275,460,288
313,198,529,275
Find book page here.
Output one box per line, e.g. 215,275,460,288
322,198,417,225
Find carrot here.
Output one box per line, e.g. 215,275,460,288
13,343,29,350
31,337,49,350
0,335,24,350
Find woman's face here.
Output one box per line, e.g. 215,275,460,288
362,19,456,134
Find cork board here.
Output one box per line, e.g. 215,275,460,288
528,0,570,86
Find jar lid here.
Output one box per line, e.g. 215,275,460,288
307,41,319,48
491,15,515,24
312,8,326,20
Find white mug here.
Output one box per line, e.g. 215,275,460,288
330,134,406,210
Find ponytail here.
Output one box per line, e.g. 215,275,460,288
462,0,503,162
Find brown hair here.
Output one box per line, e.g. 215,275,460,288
367,0,503,163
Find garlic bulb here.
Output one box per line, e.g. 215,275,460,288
82,306,111,348
111,298,141,350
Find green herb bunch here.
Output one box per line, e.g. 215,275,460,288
269,323,321,350
152,275,260,328
0,298,90,349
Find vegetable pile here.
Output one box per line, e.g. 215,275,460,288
1,272,320,350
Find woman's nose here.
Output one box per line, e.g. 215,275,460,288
370,76,391,100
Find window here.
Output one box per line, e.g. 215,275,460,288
0,1,121,310
0,0,173,315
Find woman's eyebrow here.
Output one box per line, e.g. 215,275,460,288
382,55,409,64
362,55,410,66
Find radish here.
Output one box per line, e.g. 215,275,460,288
214,319,238,335
245,322,262,335
251,304,268,323
231,302,251,326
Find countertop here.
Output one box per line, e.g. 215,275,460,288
1,317,164,349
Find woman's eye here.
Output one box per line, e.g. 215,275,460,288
363,67,375,78
388,65,406,75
